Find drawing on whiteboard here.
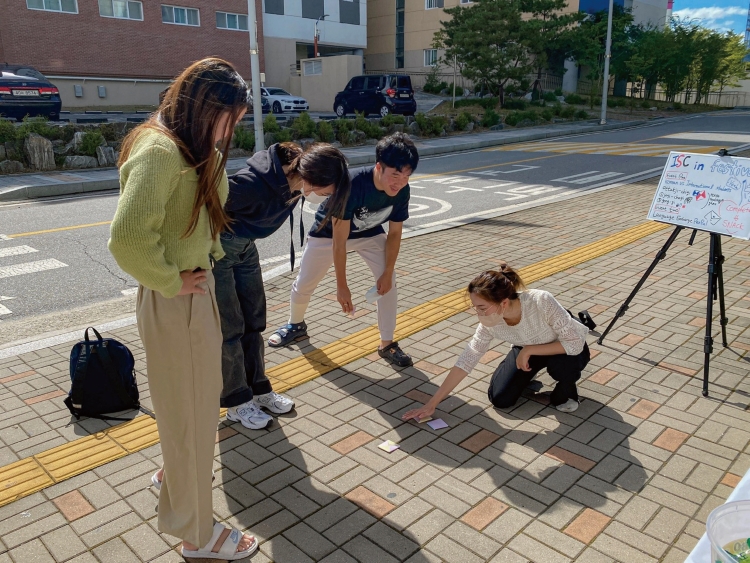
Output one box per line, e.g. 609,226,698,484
647,151,750,240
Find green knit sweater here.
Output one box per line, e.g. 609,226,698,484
108,128,227,298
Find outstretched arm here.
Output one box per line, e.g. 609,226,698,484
402,366,469,421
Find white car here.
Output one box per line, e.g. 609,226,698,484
261,87,310,114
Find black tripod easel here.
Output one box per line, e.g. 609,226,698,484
597,225,729,397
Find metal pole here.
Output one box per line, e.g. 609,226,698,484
452,55,457,109
247,0,264,152
600,0,614,125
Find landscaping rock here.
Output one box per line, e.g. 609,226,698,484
408,122,420,135
465,122,475,132
4,142,20,161
394,124,405,133
331,141,343,149
24,133,55,171
263,132,275,147
489,124,504,131
349,130,367,144
0,160,24,174
73,131,106,152
440,129,448,137
54,143,72,157
64,155,98,169
650,107,658,111
96,145,117,167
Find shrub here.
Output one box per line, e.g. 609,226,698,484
561,105,576,118
564,93,585,105
503,98,527,110
0,119,15,144
504,112,521,126
454,111,472,130
447,83,464,96
316,120,334,143
505,111,538,126
640,100,651,109
673,101,683,110
264,114,280,133
79,131,105,156
552,103,563,116
334,118,353,145
233,126,255,151
380,114,405,127
273,128,292,143
17,116,59,141
530,100,546,107
414,113,447,136
575,109,589,120
291,112,317,139
354,112,384,139
424,79,448,94
481,109,500,128
543,91,558,102
554,87,563,96
541,109,554,121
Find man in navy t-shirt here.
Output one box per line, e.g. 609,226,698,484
268,133,419,367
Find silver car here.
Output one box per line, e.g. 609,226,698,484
261,87,309,114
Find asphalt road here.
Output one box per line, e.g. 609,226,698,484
2,112,750,334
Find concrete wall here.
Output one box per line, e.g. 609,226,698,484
264,36,299,92
630,0,668,27
262,0,368,46
45,77,168,109
300,55,362,111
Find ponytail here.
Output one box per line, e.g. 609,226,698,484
467,263,526,304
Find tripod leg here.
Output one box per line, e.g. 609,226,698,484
715,235,728,347
703,234,717,397
598,225,683,345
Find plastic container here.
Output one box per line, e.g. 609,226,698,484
707,501,750,562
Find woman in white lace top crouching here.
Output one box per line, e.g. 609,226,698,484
403,263,590,419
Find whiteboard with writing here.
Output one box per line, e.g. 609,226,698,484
648,151,750,240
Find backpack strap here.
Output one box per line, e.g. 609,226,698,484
65,341,92,419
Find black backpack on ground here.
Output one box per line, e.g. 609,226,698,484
64,327,140,421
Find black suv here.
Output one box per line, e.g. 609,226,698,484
334,74,416,118
0,64,61,121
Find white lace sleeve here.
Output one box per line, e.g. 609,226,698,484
537,291,587,355
455,323,494,374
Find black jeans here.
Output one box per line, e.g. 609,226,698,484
213,233,273,409
488,343,590,409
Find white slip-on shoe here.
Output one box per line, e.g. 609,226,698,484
556,398,580,413
253,391,295,415
226,401,273,430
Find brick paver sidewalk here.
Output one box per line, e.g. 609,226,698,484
0,178,749,562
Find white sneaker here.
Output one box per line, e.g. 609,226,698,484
226,402,273,430
556,398,580,413
254,391,295,414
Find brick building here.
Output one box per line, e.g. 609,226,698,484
0,0,265,107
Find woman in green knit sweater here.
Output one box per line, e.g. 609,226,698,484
108,59,257,560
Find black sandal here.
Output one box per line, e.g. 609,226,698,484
268,322,308,348
378,342,413,367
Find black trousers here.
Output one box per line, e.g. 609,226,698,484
487,344,590,409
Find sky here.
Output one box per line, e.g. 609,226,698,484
672,2,747,35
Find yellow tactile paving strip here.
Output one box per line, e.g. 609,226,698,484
0,219,670,508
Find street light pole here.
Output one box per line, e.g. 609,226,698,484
247,0,264,152
314,15,329,57
600,0,614,125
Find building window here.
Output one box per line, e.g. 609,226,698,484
339,0,360,24
424,49,438,67
27,0,78,13
216,11,248,30
425,0,444,8
265,0,284,14
303,60,323,76
98,0,142,19
460,0,472,3
301,0,324,19
161,5,200,26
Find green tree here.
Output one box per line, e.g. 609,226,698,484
714,32,749,105
520,0,585,97
434,0,533,105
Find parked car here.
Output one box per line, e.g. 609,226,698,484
0,64,61,121
334,74,416,118
260,87,309,114
248,94,271,114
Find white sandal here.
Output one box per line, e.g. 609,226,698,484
151,470,215,491
181,522,258,561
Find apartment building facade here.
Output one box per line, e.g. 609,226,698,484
0,0,265,106
366,0,667,86
262,0,367,94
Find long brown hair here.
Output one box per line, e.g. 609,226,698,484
118,58,249,238
278,142,351,229
467,262,526,304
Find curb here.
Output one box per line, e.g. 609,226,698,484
0,119,647,202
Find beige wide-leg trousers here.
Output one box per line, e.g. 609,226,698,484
136,271,222,548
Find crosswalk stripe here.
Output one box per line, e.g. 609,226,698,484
0,304,10,316
0,259,68,279
0,246,38,259
492,141,724,157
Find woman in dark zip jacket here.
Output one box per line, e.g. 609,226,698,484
212,142,350,430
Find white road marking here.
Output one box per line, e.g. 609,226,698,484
409,196,452,218
445,187,483,193
121,288,138,296
0,235,10,241
662,132,750,143
470,165,541,175
0,304,11,316
0,259,68,279
552,171,600,181
0,245,38,258
563,172,624,185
